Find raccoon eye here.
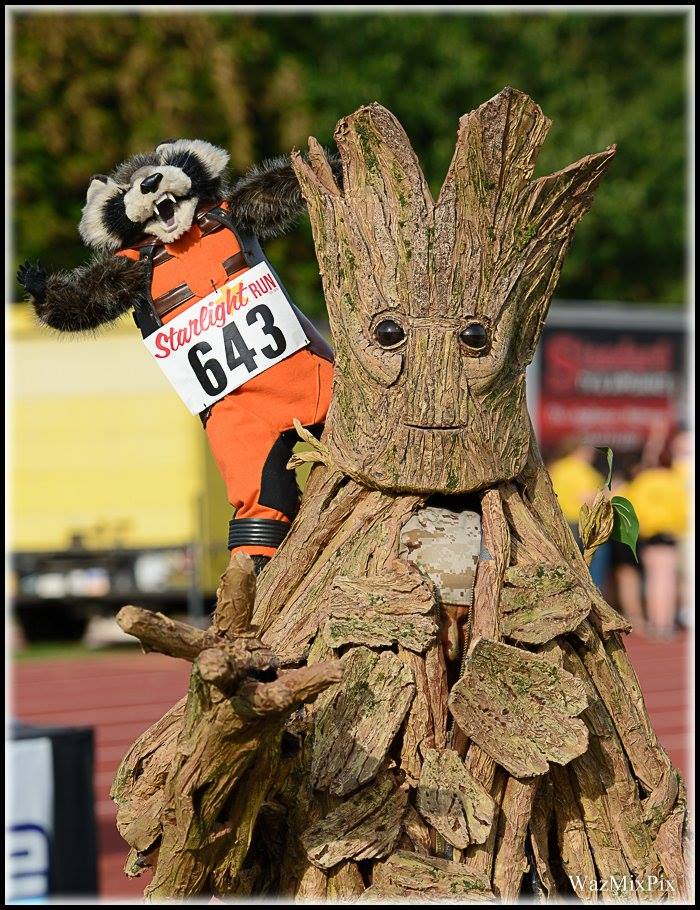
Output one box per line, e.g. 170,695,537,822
459,322,489,355
374,318,405,348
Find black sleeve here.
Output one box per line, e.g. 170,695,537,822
23,255,148,333
227,152,343,240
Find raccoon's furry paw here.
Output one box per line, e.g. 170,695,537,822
24,255,148,333
17,260,47,304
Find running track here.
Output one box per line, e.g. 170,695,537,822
12,631,690,900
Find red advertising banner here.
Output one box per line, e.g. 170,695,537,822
537,312,686,455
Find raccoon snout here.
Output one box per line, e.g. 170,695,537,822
140,173,163,194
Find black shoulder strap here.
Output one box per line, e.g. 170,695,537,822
132,244,163,339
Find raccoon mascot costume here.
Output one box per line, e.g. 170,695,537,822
17,139,338,572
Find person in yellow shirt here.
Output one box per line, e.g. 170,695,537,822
547,442,605,525
619,428,691,639
547,441,609,591
607,463,645,633
620,466,688,540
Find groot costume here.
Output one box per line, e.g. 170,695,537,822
113,88,689,902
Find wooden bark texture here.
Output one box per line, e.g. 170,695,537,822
492,776,539,901
252,466,424,661
416,748,495,850
449,638,589,778
499,563,591,644
361,850,494,902
310,646,416,796
301,772,407,869
293,88,616,498
112,90,688,903
111,553,343,899
324,565,438,652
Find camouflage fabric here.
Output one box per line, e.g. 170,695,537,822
398,507,482,607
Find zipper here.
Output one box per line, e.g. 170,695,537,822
440,524,479,861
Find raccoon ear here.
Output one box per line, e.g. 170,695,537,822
86,174,119,203
157,138,230,178
80,175,124,250
155,139,177,155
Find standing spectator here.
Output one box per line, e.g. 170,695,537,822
547,441,610,593
609,456,646,632
670,429,693,629
619,427,690,639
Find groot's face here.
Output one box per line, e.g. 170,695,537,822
295,89,615,495
369,312,495,436
326,294,530,495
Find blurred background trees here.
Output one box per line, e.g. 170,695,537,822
12,11,688,317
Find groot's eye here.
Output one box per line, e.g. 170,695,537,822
459,322,489,355
374,318,405,348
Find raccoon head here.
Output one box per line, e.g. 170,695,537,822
78,139,230,251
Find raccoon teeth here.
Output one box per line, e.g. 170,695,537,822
154,193,177,228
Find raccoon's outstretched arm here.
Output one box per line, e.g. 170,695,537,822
228,153,343,240
17,255,147,332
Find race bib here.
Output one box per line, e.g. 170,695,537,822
143,262,309,414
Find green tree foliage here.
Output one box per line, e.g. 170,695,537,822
12,11,688,317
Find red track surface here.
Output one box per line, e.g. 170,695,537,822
12,631,691,900
13,650,189,899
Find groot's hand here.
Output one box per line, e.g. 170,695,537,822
112,553,343,897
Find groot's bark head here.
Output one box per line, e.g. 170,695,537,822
294,88,615,495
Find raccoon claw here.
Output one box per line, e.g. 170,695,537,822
17,260,47,303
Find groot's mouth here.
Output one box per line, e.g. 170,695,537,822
404,423,466,431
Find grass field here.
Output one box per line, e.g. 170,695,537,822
13,640,140,662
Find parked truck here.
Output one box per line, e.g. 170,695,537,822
10,304,233,641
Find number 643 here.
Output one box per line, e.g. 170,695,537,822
188,303,287,396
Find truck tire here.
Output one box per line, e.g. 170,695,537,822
16,604,89,644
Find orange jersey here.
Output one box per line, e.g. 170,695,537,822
117,202,334,556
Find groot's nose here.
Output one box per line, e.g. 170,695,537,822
140,172,163,194
401,328,466,429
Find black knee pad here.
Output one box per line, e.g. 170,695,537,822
228,517,291,551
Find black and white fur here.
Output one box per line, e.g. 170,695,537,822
17,139,341,333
